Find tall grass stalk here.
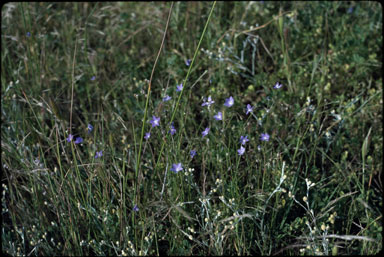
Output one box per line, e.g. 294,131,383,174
154,1,217,174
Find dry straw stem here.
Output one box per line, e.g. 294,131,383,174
317,191,358,220
216,10,294,45
218,213,254,223
69,37,78,134
135,2,174,200
298,234,379,243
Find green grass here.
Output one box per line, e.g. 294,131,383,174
1,2,382,256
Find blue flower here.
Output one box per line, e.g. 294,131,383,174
133,205,139,212
74,137,83,144
202,96,215,107
240,135,249,145
67,134,74,142
176,83,183,92
224,96,234,107
169,123,176,135
347,6,354,14
238,146,245,156
202,127,210,138
26,32,31,37
95,150,103,159
144,132,151,140
190,150,196,159
185,59,191,66
246,104,253,115
150,116,160,127
260,133,270,141
273,82,283,89
87,124,93,132
33,158,41,167
171,163,183,173
163,95,171,102
91,76,96,81
213,111,223,121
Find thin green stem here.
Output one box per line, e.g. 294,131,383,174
155,1,217,172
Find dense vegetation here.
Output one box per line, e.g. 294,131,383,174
2,2,382,255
